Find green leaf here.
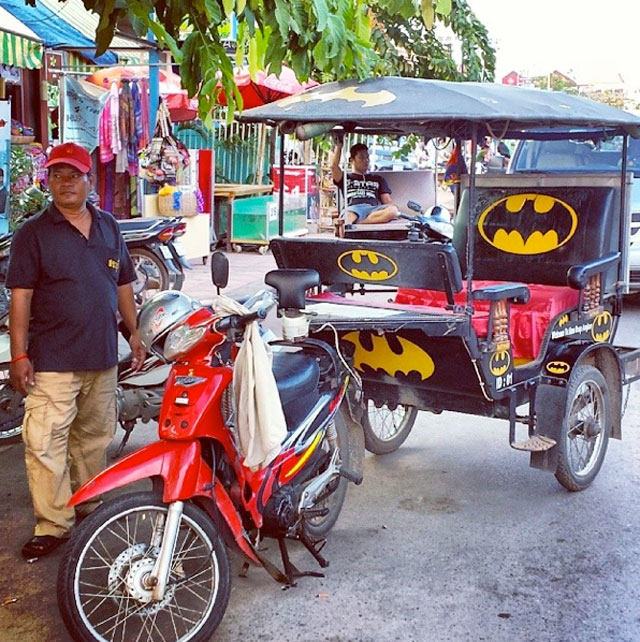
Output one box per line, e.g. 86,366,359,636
204,0,222,23
421,0,435,29
235,22,246,66
274,2,291,38
313,38,328,68
237,0,246,14
222,0,234,17
248,37,259,76
325,14,346,58
436,0,451,16
312,0,329,31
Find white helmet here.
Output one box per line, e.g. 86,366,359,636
137,291,201,352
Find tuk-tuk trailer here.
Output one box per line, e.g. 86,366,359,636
239,77,640,491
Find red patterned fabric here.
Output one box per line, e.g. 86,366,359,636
395,282,579,360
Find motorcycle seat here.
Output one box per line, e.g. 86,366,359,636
272,351,320,428
118,217,180,235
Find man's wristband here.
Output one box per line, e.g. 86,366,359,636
10,354,29,364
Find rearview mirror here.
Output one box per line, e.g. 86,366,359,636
211,251,229,293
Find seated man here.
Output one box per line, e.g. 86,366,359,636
331,140,399,224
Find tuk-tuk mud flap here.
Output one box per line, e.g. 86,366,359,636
529,384,567,471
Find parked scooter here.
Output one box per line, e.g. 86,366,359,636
0,307,23,444
57,258,365,642
118,216,191,306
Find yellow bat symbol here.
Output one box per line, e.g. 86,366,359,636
591,310,612,342
342,332,435,380
278,86,396,109
490,350,511,376
478,193,578,255
546,361,571,374
337,249,398,281
558,314,569,327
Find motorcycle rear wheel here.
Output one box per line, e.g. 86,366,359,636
303,412,350,540
129,248,170,305
57,491,230,642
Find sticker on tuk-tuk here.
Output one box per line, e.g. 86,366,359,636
546,361,571,375
591,310,613,342
337,249,398,281
489,349,511,376
477,193,578,255
342,331,435,380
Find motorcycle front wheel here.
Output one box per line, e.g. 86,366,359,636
57,491,231,642
129,248,170,305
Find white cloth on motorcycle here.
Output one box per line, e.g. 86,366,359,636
214,295,287,470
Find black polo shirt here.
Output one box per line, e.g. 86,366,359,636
6,203,136,372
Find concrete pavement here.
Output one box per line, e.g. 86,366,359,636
2,227,640,642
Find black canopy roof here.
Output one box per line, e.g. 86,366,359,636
238,77,640,140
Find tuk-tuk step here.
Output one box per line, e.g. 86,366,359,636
510,435,556,452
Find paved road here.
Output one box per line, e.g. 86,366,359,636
1,259,639,642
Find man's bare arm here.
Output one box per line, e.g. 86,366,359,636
117,283,146,370
9,288,35,394
330,142,344,184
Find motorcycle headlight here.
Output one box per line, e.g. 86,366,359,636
163,324,206,360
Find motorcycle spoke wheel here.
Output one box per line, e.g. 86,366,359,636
58,492,230,642
555,365,610,492
303,412,349,540
361,401,418,454
0,370,24,444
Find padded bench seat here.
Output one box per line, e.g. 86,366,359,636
395,282,579,360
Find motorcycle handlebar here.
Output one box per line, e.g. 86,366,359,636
214,308,267,333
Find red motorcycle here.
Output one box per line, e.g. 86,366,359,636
56,265,364,642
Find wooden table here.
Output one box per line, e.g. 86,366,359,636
214,184,274,251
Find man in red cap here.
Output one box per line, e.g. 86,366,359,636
6,142,146,560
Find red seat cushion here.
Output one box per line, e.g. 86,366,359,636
396,282,579,360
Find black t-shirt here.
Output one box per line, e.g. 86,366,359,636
6,203,136,372
334,172,392,206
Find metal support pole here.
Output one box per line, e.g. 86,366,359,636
278,130,285,236
618,134,629,292
466,128,478,309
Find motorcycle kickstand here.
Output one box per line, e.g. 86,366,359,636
277,537,325,588
113,421,135,459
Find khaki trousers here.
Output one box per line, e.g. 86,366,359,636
22,368,117,537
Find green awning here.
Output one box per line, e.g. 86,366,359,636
0,30,43,69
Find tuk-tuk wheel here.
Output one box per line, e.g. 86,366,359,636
554,365,610,492
361,401,418,455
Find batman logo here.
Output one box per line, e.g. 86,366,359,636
546,361,571,374
558,314,569,327
490,350,511,376
477,193,578,255
337,250,398,281
591,311,612,342
342,331,435,380
278,86,396,109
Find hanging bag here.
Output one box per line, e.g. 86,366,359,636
139,101,190,184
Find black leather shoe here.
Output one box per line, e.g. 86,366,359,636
21,535,65,560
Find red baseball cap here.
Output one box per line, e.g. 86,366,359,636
45,142,92,173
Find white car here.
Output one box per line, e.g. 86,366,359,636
510,136,640,291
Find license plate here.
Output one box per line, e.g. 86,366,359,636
159,245,173,259
173,240,187,257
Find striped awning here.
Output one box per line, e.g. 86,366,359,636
0,30,43,69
